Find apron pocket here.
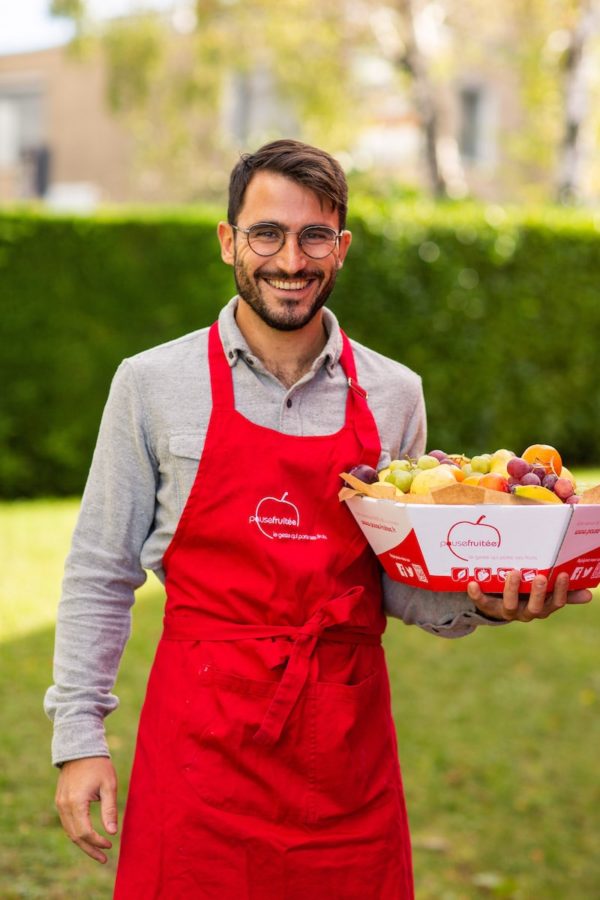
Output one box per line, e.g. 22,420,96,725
177,664,316,824
312,664,398,821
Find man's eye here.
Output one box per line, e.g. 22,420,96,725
252,228,281,241
303,228,334,243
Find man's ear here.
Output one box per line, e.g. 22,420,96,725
336,229,352,269
217,221,235,265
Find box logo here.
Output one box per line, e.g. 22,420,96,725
445,515,501,562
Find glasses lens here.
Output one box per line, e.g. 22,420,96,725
247,224,284,256
299,226,338,258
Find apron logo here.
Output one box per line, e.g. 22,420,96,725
250,492,300,540
249,492,329,542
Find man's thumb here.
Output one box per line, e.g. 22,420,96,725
100,780,119,835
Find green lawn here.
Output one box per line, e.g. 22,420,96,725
1,491,599,899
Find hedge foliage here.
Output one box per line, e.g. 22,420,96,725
1,202,599,497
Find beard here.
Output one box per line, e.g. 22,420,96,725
233,257,338,332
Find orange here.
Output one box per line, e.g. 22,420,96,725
450,466,466,482
521,444,562,475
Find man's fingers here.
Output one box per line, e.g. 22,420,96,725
57,799,112,863
100,781,119,836
565,588,593,605
523,575,549,618
55,757,118,864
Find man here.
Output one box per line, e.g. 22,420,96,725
45,139,591,899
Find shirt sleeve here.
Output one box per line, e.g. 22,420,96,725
382,576,508,637
44,361,158,766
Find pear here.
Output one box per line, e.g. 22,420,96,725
410,465,456,495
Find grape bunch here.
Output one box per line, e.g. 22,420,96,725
506,456,579,504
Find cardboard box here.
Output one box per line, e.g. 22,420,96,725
342,480,600,593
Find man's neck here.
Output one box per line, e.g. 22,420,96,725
235,298,328,389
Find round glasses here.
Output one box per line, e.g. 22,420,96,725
232,222,342,259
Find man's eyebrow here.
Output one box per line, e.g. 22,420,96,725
249,220,335,229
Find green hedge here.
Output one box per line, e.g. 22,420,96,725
1,202,599,497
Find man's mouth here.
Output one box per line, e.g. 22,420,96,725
263,277,312,292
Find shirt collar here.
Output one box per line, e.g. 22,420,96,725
218,296,342,377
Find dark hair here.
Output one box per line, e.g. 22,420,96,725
227,139,348,230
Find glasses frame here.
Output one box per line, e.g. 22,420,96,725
231,222,344,259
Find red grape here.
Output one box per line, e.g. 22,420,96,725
542,474,559,491
554,477,575,500
565,494,580,504
520,472,541,486
507,457,531,480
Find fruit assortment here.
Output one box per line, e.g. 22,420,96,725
345,444,586,505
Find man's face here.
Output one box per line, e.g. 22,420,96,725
218,171,351,332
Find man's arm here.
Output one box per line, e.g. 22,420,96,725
44,360,157,763
384,570,592,636
44,361,158,859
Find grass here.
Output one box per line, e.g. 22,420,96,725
1,487,599,899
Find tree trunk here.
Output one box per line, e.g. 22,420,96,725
556,0,598,203
396,0,448,199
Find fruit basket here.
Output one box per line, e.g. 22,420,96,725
340,446,600,593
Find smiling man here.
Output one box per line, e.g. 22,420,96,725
46,139,591,899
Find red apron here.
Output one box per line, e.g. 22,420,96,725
114,322,414,899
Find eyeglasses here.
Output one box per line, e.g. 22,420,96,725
232,222,343,259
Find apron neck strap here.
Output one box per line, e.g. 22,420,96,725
209,321,235,408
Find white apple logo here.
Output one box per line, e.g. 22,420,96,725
446,515,501,562
253,492,300,540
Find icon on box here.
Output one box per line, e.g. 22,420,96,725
396,562,416,579
496,568,513,582
520,568,538,582
474,568,492,583
451,567,469,582
572,565,595,580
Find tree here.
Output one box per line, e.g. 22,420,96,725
556,0,600,202
52,0,366,201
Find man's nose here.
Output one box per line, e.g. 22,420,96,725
276,234,309,271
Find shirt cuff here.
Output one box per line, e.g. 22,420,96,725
51,717,110,768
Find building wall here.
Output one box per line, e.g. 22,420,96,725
0,45,134,205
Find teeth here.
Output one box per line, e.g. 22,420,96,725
266,279,309,291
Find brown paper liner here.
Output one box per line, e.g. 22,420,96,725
339,473,600,506
579,484,600,504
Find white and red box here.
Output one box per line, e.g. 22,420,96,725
344,491,600,593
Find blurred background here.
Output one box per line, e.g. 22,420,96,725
1,2,599,898
1,0,600,207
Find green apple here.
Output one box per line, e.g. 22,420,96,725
417,454,440,470
385,468,414,492
389,459,412,471
470,455,491,474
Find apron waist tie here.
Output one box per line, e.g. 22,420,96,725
162,585,382,748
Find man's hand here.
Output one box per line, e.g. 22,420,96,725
467,570,593,622
55,756,118,864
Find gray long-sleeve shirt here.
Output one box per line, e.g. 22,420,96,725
44,298,502,766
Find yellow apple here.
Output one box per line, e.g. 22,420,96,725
410,465,456,495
